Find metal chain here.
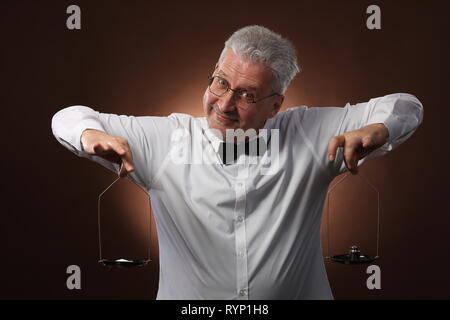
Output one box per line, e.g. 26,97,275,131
325,171,380,260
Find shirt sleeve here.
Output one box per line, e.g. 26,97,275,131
51,105,180,190
289,93,424,177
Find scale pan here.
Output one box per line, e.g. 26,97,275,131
330,245,378,264
331,254,377,264
99,258,149,268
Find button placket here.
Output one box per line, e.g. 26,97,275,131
234,180,249,300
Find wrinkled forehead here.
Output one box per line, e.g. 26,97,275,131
215,49,274,91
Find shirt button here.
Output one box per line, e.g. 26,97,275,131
239,289,247,296
237,182,243,188
238,251,245,257
237,216,243,222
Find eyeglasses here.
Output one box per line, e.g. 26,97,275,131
208,75,281,110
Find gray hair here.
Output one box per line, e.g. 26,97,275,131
218,25,300,94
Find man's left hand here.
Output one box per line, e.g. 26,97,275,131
327,123,389,174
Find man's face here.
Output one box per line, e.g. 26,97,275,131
203,49,284,138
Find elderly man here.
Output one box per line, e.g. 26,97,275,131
52,25,423,299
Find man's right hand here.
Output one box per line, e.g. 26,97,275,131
81,129,135,177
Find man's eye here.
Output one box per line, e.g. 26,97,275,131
241,91,255,100
217,79,228,87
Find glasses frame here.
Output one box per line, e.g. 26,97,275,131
208,75,281,109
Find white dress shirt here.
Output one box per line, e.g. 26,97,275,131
51,93,423,299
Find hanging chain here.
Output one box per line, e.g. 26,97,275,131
325,172,381,259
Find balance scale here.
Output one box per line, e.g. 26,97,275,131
97,164,152,268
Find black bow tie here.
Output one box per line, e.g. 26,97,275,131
218,137,267,165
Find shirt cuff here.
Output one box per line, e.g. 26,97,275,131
365,119,395,144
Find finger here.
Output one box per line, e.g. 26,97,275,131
118,162,127,178
361,135,374,149
120,140,135,172
92,143,122,165
118,157,134,178
327,135,345,162
350,153,359,175
343,142,358,174
351,146,363,174
342,154,357,174
92,142,108,155
108,141,135,175
118,146,135,174
102,152,122,165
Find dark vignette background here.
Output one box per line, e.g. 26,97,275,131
1,0,448,299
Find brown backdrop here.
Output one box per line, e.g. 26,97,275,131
1,0,448,299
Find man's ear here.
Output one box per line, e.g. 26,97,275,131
270,95,284,117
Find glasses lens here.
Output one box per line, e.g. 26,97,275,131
208,76,253,110
240,91,255,104
209,77,228,96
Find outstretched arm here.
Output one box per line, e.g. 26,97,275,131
327,93,424,175
291,93,424,177
51,105,179,190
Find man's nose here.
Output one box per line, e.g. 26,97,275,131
218,89,237,113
